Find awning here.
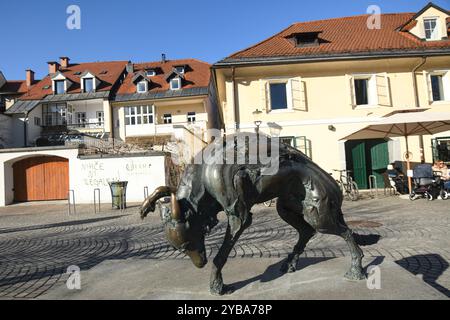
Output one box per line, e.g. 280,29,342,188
341,110,450,193
341,111,450,141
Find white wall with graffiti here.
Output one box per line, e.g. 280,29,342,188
72,154,166,205
0,146,167,207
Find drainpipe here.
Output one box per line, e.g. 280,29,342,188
23,111,29,147
412,56,427,108
231,67,240,131
412,57,427,163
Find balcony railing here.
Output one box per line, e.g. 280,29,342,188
43,122,105,130
67,122,105,130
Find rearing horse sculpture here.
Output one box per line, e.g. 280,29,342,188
141,134,365,295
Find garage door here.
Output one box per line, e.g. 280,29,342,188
13,156,69,202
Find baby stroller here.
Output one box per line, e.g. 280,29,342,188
409,164,442,201
386,164,408,195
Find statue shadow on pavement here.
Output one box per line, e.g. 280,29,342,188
353,233,381,246
228,257,334,293
396,254,450,298
227,234,382,293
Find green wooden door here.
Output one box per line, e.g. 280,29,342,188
370,140,389,188
351,141,367,189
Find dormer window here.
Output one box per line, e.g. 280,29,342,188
146,69,156,77
83,78,94,93
137,81,148,93
294,32,321,47
170,78,181,90
424,18,439,40
175,66,185,74
54,80,65,94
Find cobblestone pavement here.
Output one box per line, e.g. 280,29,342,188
0,196,449,299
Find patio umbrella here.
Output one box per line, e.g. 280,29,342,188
341,111,450,193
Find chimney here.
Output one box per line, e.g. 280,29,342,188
126,61,134,73
47,61,60,74
26,69,35,88
162,53,166,64
60,57,70,69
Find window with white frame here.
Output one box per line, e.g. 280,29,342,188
54,80,65,94
269,82,289,110
175,66,185,74
137,81,148,93
261,78,306,112
428,71,449,102
431,74,445,101
83,78,95,93
124,106,153,125
146,69,156,77
424,18,439,40
170,78,182,90
141,105,153,124
163,114,172,124
76,112,86,125
187,112,196,123
352,75,377,106
354,78,369,105
96,111,104,125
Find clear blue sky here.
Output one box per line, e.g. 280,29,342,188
0,0,448,80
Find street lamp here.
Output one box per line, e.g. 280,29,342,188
252,109,263,135
252,109,263,163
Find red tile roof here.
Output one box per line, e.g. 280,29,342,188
223,13,450,61
20,60,128,100
0,80,28,95
116,59,210,95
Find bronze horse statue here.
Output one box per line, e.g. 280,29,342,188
141,134,365,295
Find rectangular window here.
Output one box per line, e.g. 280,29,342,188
146,69,156,77
34,117,41,126
187,112,196,123
163,114,172,124
83,78,94,93
170,78,181,90
175,66,185,74
124,106,153,126
76,112,86,125
137,81,147,93
142,105,153,124
54,80,65,94
269,83,288,110
433,138,450,164
280,136,295,147
431,74,445,101
354,78,369,105
96,111,104,125
42,103,67,126
424,18,438,40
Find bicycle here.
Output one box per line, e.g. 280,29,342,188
332,169,359,201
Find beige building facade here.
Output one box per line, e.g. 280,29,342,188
214,3,450,189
